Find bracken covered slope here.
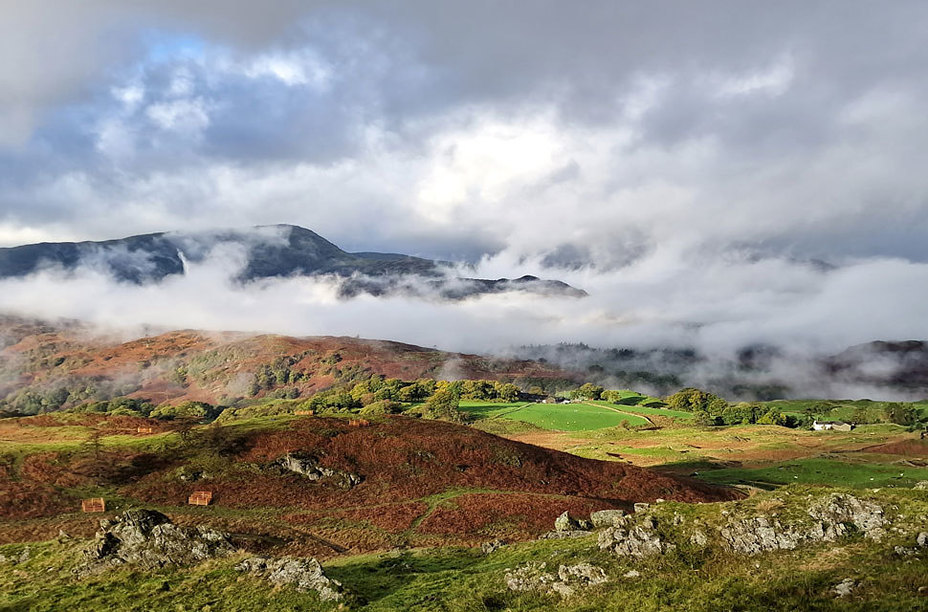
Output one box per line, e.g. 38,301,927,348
0,413,739,553
0,316,578,410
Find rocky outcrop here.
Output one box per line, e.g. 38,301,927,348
598,516,674,559
505,562,608,598
808,493,886,541
591,493,893,560
590,509,626,528
83,509,234,570
718,517,805,554
554,511,592,532
275,452,363,489
718,494,886,555
237,556,343,601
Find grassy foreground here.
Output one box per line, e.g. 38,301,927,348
3,484,928,611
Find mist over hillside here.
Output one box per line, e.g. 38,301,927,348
0,224,584,300
510,341,928,401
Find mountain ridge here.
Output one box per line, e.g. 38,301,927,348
0,224,586,299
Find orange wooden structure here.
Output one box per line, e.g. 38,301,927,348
348,418,370,428
294,410,315,416
136,426,153,434
81,498,106,513
188,491,213,506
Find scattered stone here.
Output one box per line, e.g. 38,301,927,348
834,578,855,597
276,452,363,489
505,562,607,598
83,509,234,571
18,547,31,563
506,562,555,593
176,466,206,482
623,569,641,578
633,503,650,513
480,539,506,554
918,532,928,547
56,529,71,543
237,556,343,601
913,481,928,490
590,509,626,528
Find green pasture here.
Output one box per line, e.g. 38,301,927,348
695,456,928,489
458,400,648,432
589,400,694,421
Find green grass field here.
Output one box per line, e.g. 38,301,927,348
589,400,695,421
458,401,649,431
695,456,928,489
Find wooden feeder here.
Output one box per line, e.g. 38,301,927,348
81,498,106,513
136,426,153,434
188,491,213,506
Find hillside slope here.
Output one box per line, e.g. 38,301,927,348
0,413,738,550
0,316,578,412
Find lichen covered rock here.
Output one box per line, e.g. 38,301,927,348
276,452,363,489
505,562,608,598
590,509,626,528
237,556,343,601
83,509,234,570
598,519,672,559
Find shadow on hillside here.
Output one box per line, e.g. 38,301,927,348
648,459,743,478
326,550,485,607
651,460,787,492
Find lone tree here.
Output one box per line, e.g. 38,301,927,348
422,386,463,422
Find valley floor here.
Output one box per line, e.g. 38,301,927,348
3,406,928,610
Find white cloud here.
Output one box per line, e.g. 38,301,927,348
243,50,332,88
145,97,211,133
714,54,795,97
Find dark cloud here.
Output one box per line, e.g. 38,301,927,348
0,1,927,361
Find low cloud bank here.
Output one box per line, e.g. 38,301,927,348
1,241,927,399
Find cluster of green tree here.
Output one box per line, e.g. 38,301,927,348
148,401,226,422
0,378,123,415
72,397,155,417
882,403,922,427
403,383,465,422
794,400,926,428
512,377,579,396
66,397,228,424
248,354,313,396
299,376,521,413
664,387,800,427
569,383,605,400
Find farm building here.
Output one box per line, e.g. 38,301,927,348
812,420,854,432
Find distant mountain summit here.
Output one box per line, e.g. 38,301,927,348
0,224,586,300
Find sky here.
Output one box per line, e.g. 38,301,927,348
1,1,927,361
